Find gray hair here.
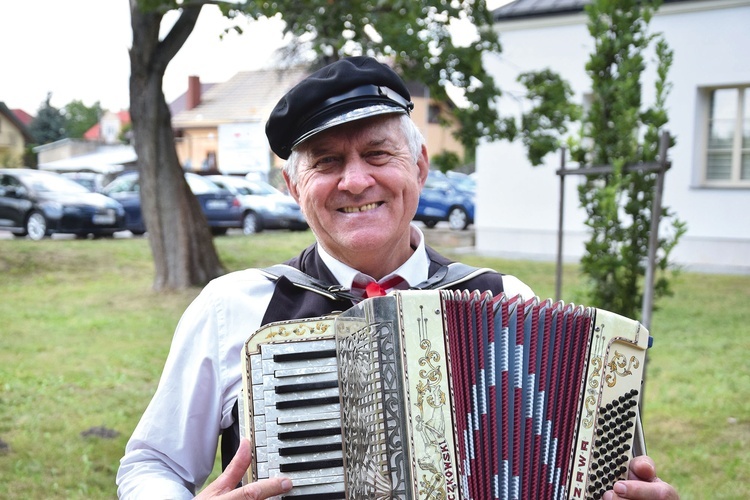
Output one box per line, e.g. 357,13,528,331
283,114,425,185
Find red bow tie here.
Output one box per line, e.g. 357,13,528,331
351,275,407,299
364,281,387,298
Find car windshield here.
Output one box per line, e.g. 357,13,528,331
186,174,222,195
449,174,476,192
245,181,279,195
23,173,90,194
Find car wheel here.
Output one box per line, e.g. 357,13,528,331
447,207,469,230
26,211,48,240
423,220,437,229
242,212,261,235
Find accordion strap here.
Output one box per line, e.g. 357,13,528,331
259,262,494,302
259,264,360,302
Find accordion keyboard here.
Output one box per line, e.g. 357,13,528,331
249,338,347,499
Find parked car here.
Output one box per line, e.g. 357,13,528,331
206,175,308,234
0,168,126,240
414,170,475,230
60,171,107,193
101,171,243,235
445,170,477,194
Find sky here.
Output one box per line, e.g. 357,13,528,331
0,0,512,115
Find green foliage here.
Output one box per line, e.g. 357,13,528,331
517,69,581,165
26,95,104,145
430,150,462,173
515,0,685,319
574,0,686,319
28,93,67,145
225,0,512,151
63,100,103,139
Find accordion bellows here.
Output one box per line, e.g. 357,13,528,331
241,290,650,500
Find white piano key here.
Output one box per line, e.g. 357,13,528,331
273,364,339,378
259,339,337,359
267,448,342,465
264,402,340,421
253,429,266,447
287,472,345,487
263,370,339,392
266,433,342,454
277,411,340,425
268,466,345,482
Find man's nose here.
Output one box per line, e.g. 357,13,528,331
338,159,376,194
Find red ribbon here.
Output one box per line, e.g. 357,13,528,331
364,281,387,298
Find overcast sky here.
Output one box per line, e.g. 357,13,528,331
0,0,511,114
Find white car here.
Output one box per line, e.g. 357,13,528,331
206,175,307,234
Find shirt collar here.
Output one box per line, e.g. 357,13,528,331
317,224,429,290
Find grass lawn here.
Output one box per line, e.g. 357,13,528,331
0,231,747,498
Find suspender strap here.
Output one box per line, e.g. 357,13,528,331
260,262,495,299
259,264,361,301
410,263,496,291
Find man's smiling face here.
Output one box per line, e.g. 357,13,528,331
285,115,428,278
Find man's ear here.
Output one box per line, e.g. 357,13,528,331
283,171,300,203
416,144,430,188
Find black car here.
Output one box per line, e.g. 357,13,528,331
0,168,127,240
101,171,243,236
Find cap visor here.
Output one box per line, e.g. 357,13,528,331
292,104,407,150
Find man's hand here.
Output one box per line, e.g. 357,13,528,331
603,455,679,500
196,439,292,499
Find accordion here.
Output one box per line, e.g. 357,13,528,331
240,290,651,500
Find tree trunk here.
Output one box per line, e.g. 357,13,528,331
129,0,225,290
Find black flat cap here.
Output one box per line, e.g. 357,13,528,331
266,56,414,159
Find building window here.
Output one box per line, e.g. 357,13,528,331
428,104,441,124
704,86,750,186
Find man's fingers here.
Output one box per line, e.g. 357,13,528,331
235,477,293,500
603,478,678,500
221,438,253,487
197,439,292,499
628,455,657,481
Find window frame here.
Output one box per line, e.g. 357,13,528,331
700,85,750,188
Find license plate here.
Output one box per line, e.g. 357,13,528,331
93,210,115,225
206,200,228,210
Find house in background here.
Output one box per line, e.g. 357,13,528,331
170,68,467,181
36,110,135,177
10,108,33,128
171,69,308,179
475,0,750,274
83,110,131,144
0,102,33,167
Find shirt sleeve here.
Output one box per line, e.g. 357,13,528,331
117,271,275,498
501,274,536,301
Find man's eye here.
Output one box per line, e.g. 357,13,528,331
312,157,339,170
366,151,391,164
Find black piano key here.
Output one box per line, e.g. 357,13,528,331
279,458,344,473
276,380,340,394
276,396,340,409
278,427,342,440
279,442,342,456
282,492,346,500
273,349,337,362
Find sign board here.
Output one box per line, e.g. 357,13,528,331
217,122,270,174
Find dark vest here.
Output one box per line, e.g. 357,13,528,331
220,244,504,470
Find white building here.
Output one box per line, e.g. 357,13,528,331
476,0,750,274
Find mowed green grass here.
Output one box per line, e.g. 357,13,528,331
0,231,747,499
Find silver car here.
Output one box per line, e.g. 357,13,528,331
206,175,307,234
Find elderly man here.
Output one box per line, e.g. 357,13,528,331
117,57,677,500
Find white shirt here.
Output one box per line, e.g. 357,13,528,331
116,226,533,498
